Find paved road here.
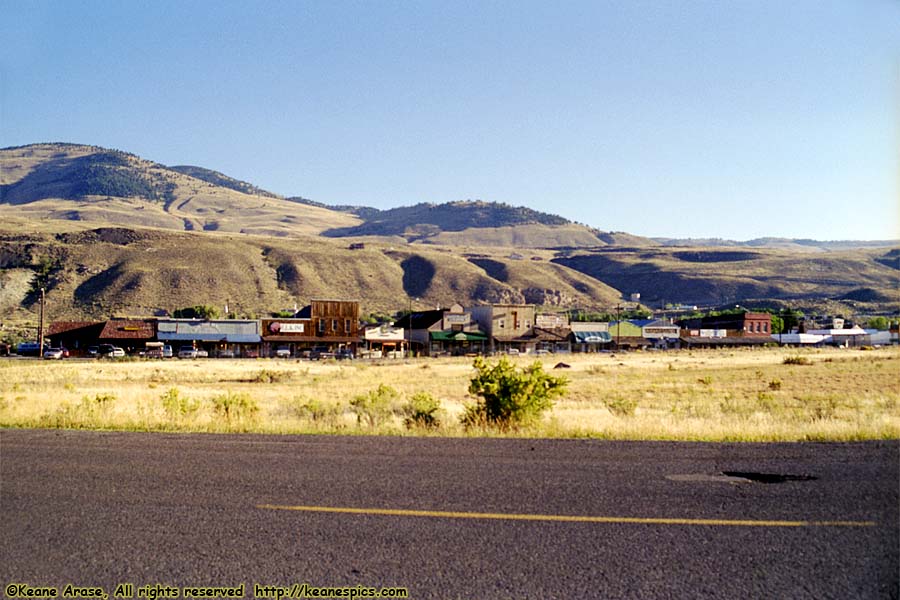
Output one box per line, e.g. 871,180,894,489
1,430,897,599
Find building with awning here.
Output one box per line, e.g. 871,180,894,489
363,324,405,358
429,330,489,356
394,303,488,356
570,330,612,351
157,319,260,357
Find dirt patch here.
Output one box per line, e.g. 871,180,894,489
0,268,34,311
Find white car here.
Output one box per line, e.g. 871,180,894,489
43,347,65,359
178,346,198,359
110,347,125,357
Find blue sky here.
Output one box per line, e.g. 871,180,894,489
2,1,898,241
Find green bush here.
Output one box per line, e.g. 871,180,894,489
290,396,344,428
401,392,442,429
210,391,259,422
605,394,638,417
463,357,567,430
161,387,200,420
350,384,398,428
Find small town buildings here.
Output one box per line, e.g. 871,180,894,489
535,313,569,329
470,303,536,354
392,309,445,356
680,312,773,336
261,299,361,357
393,304,488,356
157,318,261,357
525,326,572,353
45,321,105,355
98,319,158,354
804,326,869,348
362,323,405,358
635,318,681,349
430,304,488,355
297,299,360,338
678,312,774,348
775,333,828,346
569,322,612,352
608,321,651,350
261,317,313,357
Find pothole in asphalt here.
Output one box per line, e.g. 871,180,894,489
666,474,751,483
666,472,818,484
721,471,817,484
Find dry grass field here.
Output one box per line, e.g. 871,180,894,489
1,346,897,441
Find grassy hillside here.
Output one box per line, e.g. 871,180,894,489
0,143,361,237
0,226,624,323
2,143,896,323
320,200,616,248
167,165,280,199
554,246,900,310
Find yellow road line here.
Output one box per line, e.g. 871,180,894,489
257,504,876,528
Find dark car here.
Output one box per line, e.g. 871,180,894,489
97,344,117,357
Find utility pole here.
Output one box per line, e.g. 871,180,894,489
615,303,622,350
38,287,45,358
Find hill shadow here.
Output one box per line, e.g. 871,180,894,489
467,258,509,283
401,255,436,297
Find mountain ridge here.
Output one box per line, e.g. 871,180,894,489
0,142,897,324
2,142,896,249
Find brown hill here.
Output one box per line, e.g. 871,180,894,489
0,227,624,321
0,143,361,237
1,143,897,325
554,246,899,311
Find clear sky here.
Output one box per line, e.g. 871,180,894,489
2,1,898,241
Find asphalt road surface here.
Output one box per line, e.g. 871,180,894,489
1,430,897,599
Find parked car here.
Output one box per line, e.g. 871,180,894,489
43,347,65,359
16,342,46,357
97,344,118,358
218,349,235,358
196,349,208,358
309,346,334,360
178,346,198,359
144,342,165,358
275,346,292,358
111,346,125,357
87,346,100,358
335,349,354,360
162,345,173,358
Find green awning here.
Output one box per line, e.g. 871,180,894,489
430,331,489,342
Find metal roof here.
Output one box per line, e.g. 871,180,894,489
159,332,261,343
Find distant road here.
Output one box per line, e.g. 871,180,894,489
1,430,897,599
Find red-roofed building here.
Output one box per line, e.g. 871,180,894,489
98,319,157,353
46,321,105,355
